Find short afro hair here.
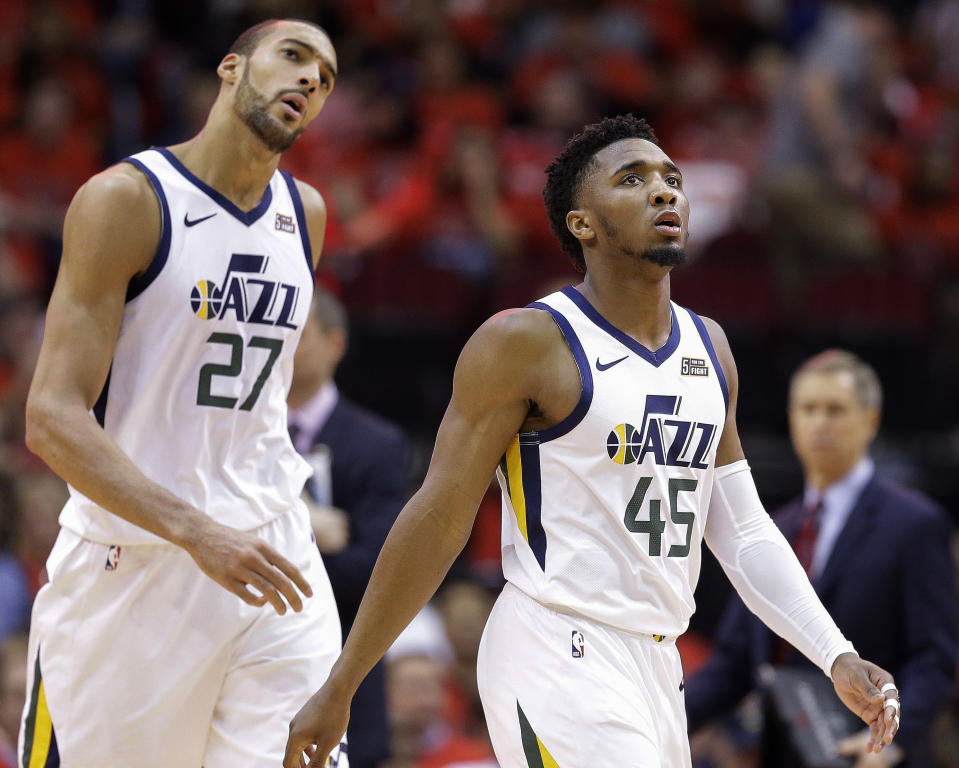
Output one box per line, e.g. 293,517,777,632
543,115,658,271
228,18,328,58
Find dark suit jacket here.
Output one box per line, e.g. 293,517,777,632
303,394,411,768
685,475,958,768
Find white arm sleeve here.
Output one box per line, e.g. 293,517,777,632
705,460,856,677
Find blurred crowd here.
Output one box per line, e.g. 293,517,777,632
0,0,958,766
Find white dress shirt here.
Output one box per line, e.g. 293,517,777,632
803,456,875,579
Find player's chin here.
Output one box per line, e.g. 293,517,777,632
641,243,687,268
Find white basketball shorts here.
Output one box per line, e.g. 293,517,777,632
476,583,690,768
18,509,348,768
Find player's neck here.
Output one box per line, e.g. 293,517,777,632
170,106,282,212
577,267,672,351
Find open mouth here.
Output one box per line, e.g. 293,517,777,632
279,93,306,119
653,211,681,236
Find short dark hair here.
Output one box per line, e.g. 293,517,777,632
228,18,328,58
542,115,658,271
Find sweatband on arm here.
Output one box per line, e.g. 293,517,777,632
705,460,856,676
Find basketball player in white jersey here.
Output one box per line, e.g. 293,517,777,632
22,19,348,768
285,116,901,768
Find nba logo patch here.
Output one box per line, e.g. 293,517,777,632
105,545,122,571
571,630,585,658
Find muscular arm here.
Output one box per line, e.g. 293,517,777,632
26,165,311,614
285,308,562,767
25,166,192,540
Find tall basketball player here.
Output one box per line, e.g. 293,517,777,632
285,116,902,768
22,19,348,768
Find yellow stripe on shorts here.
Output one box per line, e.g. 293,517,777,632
22,651,58,768
518,701,561,768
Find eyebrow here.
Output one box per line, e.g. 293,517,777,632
278,37,338,79
610,159,681,178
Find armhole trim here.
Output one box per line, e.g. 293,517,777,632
687,308,730,414
526,301,593,443
123,158,172,302
280,171,314,278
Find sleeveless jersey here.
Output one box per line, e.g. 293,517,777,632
495,286,729,636
60,148,315,544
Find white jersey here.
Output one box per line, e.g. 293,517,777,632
496,287,728,636
60,147,315,544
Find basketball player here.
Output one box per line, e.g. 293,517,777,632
285,116,901,768
22,19,348,768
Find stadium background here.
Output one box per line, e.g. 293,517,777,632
0,0,957,766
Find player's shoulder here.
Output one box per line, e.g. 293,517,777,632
466,306,565,361
62,162,161,274
289,176,328,219
452,307,566,399
71,161,158,217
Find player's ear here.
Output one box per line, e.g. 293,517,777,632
218,53,243,85
567,209,594,244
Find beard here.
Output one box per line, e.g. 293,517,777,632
597,214,687,267
233,68,302,153
639,243,687,267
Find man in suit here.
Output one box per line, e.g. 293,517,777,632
289,288,412,768
685,349,958,767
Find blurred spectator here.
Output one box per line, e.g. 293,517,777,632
760,2,895,303
13,470,67,595
686,350,959,767
436,580,496,748
0,634,28,768
0,474,30,643
386,604,497,768
0,76,101,293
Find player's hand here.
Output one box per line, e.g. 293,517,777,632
830,653,900,753
184,520,313,613
285,681,351,768
837,730,904,767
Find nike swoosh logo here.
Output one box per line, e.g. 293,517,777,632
184,212,218,227
596,355,628,371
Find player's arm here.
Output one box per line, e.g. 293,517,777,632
701,318,899,754
25,165,311,614
293,179,327,270
285,309,553,768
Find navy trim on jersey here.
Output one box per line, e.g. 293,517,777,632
560,285,680,367
520,437,547,570
155,147,274,226
123,158,172,302
280,171,314,276
93,368,112,427
687,308,730,414
527,301,593,443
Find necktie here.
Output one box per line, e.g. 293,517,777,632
771,498,823,665
793,499,823,576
